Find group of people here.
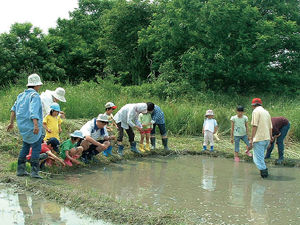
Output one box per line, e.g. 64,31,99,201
6,74,171,179
202,98,290,178
7,74,290,179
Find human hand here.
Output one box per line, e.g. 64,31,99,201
33,125,39,134
60,111,66,119
6,123,14,132
47,128,52,133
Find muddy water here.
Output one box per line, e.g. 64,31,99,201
0,186,112,225
64,155,300,224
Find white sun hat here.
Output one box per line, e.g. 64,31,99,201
205,110,215,117
26,74,43,86
52,87,66,102
96,114,109,122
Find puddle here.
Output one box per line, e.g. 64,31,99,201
0,186,112,225
63,155,300,224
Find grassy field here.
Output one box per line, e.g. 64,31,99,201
1,82,300,224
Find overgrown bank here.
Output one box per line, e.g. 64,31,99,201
1,118,300,224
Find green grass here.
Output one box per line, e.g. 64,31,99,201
1,80,300,141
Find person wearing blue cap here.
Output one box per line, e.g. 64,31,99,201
43,102,63,142
7,74,44,179
60,130,85,166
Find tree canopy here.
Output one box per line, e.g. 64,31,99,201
0,0,299,95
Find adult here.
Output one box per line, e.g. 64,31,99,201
6,74,44,179
114,102,155,156
150,104,171,151
79,114,116,163
250,98,272,178
265,117,290,164
40,87,66,119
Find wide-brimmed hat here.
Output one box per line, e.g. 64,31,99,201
70,130,84,139
26,74,43,86
96,114,109,123
205,110,214,117
50,102,60,112
105,102,117,109
48,137,60,153
251,98,262,106
52,87,66,102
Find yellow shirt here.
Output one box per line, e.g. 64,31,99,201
251,106,272,142
43,114,62,141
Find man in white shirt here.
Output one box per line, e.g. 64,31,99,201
79,114,115,163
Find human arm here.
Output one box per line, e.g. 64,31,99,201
213,126,218,134
32,119,39,134
6,111,16,131
85,135,108,150
59,124,62,133
47,151,66,167
59,111,66,119
43,122,51,133
245,121,250,140
250,126,257,146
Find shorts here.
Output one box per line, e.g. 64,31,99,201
140,128,152,134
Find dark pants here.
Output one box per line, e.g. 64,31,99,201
79,140,105,159
116,122,135,143
265,123,290,159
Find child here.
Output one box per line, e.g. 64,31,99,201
43,103,62,142
202,110,218,151
138,112,153,152
230,105,252,162
60,130,85,166
26,137,66,170
102,102,118,157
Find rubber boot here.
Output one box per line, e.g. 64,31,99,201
118,145,124,156
107,146,114,156
162,138,170,151
202,146,207,151
64,158,73,166
276,150,284,164
150,137,156,150
139,144,146,153
210,146,214,151
145,143,150,151
260,168,268,178
17,157,30,176
130,142,141,153
102,148,109,157
30,159,43,179
80,152,89,164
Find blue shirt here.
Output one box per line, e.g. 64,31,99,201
151,105,165,124
11,89,43,144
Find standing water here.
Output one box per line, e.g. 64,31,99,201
63,155,300,224
0,185,112,225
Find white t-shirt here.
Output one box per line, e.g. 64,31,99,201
251,106,272,142
230,115,248,136
203,118,218,133
80,118,108,141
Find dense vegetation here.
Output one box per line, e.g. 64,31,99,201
1,0,300,95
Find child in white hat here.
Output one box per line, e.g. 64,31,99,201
202,110,218,151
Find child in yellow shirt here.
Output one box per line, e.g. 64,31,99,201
43,103,62,142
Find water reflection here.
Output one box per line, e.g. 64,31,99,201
0,187,111,225
63,155,300,224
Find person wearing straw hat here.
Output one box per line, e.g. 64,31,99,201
6,73,44,179
250,98,272,178
202,109,218,152
40,87,67,119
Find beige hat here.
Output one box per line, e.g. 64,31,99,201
205,110,214,117
26,74,43,86
52,87,66,102
96,114,109,122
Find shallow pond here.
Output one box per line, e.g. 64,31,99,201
0,185,112,225
63,155,300,224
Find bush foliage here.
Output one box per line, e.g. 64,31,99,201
0,0,300,95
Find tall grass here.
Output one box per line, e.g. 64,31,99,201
1,79,300,140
